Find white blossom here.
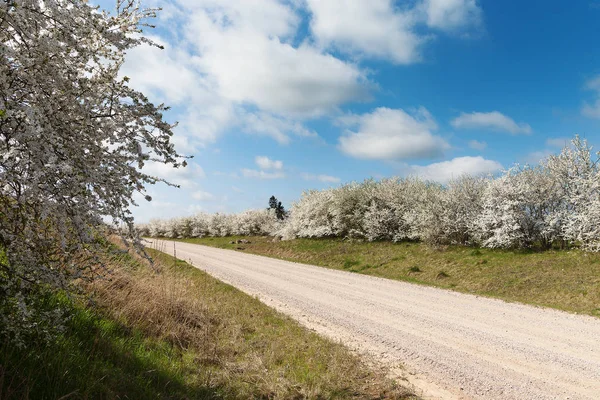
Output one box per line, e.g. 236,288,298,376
0,0,182,342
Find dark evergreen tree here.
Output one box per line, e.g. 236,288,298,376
268,196,286,220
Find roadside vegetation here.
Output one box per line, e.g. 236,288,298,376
176,236,600,317
0,243,414,399
141,136,600,254
142,137,600,318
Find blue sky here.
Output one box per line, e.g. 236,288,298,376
105,0,600,222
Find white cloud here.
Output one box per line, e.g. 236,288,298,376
468,139,487,150
177,103,235,147
122,37,237,150
178,0,299,38
241,169,285,179
240,111,318,144
191,190,215,201
255,156,283,170
409,156,502,183
306,0,423,64
122,0,368,151
582,75,600,119
421,0,483,32
123,0,486,156
141,161,205,189
451,111,532,134
306,0,483,64
302,173,341,183
338,107,450,160
122,38,199,105
241,155,285,179
184,1,369,117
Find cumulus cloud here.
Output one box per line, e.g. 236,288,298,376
241,169,285,180
409,156,502,183
240,111,318,145
122,37,236,150
306,0,423,64
255,156,283,170
123,0,486,154
306,0,483,64
582,75,600,119
121,37,200,105
184,1,369,117
468,140,487,150
421,0,483,32
239,155,286,179
302,173,341,183
121,0,371,152
338,107,450,160
451,111,532,134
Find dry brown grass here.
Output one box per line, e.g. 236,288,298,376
87,243,416,399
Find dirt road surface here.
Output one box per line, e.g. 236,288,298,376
146,239,600,399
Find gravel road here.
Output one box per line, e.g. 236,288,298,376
146,239,600,400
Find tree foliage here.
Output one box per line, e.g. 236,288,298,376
268,195,286,220
0,0,181,342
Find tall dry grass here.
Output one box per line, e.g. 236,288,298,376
86,244,415,399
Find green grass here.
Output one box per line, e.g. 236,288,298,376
0,295,216,400
0,243,414,400
175,236,600,317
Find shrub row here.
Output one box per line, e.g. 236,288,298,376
140,136,600,251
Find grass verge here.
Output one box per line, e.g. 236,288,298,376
0,244,414,399
176,236,600,317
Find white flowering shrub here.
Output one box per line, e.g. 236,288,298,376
278,189,337,239
0,1,182,344
475,166,564,249
544,136,600,251
235,209,281,236
139,209,280,239
438,176,488,245
361,200,399,241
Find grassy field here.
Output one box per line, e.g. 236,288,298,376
176,236,600,317
0,244,414,399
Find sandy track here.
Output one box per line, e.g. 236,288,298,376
146,239,600,399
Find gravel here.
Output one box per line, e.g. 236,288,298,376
147,239,600,400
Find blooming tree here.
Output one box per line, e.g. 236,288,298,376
544,136,600,250
140,209,281,239
0,0,182,341
438,176,488,245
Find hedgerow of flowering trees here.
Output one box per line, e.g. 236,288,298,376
147,136,600,253
138,209,281,239
545,137,600,251
0,1,182,343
